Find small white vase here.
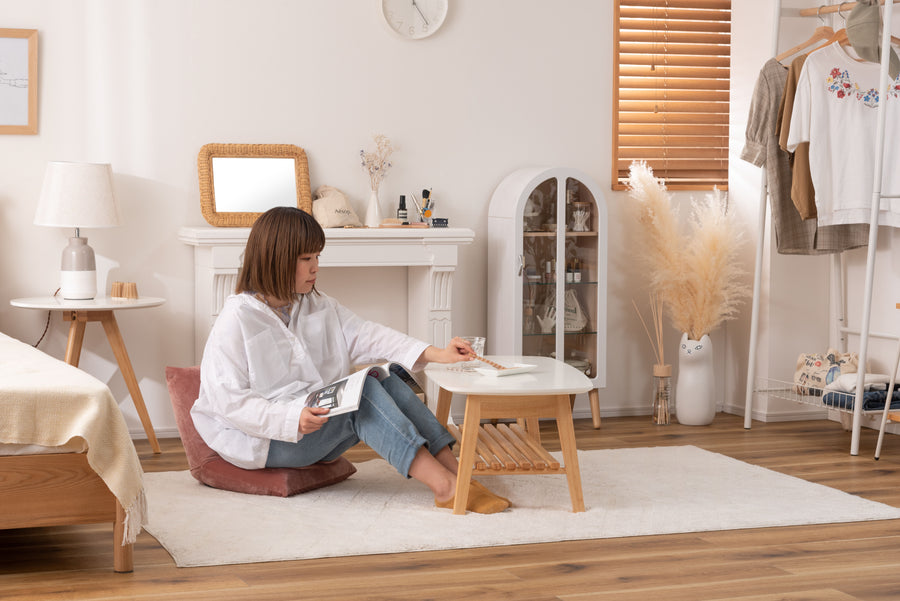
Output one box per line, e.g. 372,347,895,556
675,333,716,425
364,189,383,228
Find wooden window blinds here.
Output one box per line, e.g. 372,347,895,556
612,0,731,190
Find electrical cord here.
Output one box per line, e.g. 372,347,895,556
32,288,60,348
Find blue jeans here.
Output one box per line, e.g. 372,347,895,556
266,374,455,478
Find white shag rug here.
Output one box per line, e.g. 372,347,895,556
143,445,900,567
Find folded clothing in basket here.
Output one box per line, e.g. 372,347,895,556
825,372,893,393
822,386,900,411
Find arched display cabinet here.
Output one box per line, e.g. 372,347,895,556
487,167,607,427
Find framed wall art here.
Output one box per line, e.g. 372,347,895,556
0,29,37,135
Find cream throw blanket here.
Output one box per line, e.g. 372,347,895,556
0,333,146,544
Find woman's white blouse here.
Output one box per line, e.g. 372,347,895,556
191,292,429,469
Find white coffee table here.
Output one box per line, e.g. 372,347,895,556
10,295,166,453
425,355,591,514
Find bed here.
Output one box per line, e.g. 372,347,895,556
0,332,146,572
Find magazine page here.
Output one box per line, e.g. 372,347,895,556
364,362,423,394
305,369,368,417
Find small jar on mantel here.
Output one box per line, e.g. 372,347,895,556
652,363,672,425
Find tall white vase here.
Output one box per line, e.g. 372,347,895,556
675,332,715,425
364,189,383,228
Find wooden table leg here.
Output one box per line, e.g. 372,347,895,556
96,311,161,454
453,396,480,515
555,394,585,512
589,388,601,429
435,386,453,427
64,312,87,367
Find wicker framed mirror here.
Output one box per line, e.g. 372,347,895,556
197,143,312,227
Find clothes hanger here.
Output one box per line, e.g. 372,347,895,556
816,2,900,54
821,3,852,48
776,6,834,61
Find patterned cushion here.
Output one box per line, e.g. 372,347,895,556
164,365,355,497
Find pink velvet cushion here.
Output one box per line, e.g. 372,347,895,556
164,365,355,497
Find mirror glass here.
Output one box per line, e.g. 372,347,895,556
211,157,297,212
198,143,312,227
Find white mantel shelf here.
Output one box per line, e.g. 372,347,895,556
178,226,475,364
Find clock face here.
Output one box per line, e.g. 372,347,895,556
381,0,448,40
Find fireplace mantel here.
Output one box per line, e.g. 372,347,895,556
178,226,475,363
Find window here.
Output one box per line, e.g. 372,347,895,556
612,0,731,190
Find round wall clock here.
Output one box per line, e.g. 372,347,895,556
381,0,448,40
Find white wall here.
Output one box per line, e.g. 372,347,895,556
0,0,629,438
2,0,896,441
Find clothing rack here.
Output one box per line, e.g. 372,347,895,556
798,0,899,17
743,0,898,455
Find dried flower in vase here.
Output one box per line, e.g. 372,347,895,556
626,161,748,341
360,134,394,193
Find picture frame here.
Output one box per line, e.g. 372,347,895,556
0,28,38,135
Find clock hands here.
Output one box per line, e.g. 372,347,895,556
411,0,429,26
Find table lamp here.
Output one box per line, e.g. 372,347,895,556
34,162,121,300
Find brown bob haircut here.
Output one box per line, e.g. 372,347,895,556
236,207,326,303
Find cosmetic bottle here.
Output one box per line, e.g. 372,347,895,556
397,195,408,221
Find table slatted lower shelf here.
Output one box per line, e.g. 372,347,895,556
447,422,562,475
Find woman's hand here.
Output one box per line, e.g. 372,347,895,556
299,406,330,434
421,336,475,364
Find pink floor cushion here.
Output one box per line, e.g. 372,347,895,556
165,365,356,497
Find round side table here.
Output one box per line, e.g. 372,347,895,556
10,295,166,454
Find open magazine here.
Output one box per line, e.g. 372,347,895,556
305,362,422,417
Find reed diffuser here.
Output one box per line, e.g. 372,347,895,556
634,292,672,425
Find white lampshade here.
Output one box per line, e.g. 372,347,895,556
34,162,121,228
34,162,121,300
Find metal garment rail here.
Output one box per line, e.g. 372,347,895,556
743,0,897,456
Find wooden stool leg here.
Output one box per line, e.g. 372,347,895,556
99,312,161,454
555,394,585,512
453,397,481,515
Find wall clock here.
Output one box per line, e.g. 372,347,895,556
381,0,448,40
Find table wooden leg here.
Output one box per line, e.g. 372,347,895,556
524,417,541,445
555,394,585,512
453,396,480,515
435,386,453,426
65,313,87,367
98,311,161,454
589,388,601,429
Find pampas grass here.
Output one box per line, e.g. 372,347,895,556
627,161,747,340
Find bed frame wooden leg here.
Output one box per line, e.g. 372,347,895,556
113,501,134,573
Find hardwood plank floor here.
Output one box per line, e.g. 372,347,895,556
3,414,900,600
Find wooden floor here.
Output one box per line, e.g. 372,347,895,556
4,414,900,600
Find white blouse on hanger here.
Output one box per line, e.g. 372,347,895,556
787,42,900,227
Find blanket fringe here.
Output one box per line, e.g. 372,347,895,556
122,487,148,545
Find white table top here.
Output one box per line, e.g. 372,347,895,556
10,296,166,311
424,355,593,396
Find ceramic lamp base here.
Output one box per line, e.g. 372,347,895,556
60,269,97,300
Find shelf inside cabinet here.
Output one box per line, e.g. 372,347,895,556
524,231,599,238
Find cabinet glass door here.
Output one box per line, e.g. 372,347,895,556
562,177,598,379
521,178,557,358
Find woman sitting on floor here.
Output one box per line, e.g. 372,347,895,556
191,206,509,513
